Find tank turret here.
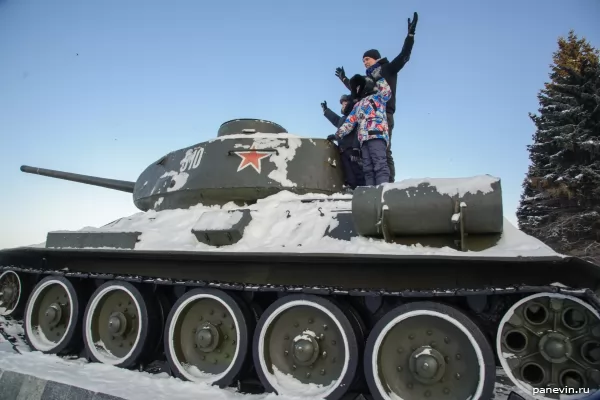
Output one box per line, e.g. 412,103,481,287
20,118,345,211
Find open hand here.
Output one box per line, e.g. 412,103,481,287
408,12,418,35
335,67,346,81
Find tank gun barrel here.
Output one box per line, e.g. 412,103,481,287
20,165,135,193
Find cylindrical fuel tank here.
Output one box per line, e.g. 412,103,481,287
351,175,503,237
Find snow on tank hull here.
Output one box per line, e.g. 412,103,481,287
4,119,600,400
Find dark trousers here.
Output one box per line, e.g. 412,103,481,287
361,138,390,186
386,112,395,182
340,148,365,188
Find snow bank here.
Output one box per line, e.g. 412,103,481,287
30,190,560,258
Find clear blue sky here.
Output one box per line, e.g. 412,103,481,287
1,0,599,249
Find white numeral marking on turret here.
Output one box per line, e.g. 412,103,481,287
180,147,204,172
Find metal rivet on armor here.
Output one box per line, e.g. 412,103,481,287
444,337,450,344
308,318,313,324
294,322,299,327
444,388,450,394
407,383,413,389
284,335,289,340
224,334,228,340
445,356,450,362
292,365,297,370
331,340,336,345
323,324,328,330
455,373,461,380
456,354,461,360
320,369,326,375
322,351,327,358
306,372,311,378
224,353,229,359
397,347,403,353
409,334,415,340
425,390,431,397
397,366,403,372
285,350,289,356
427,330,432,336
430,341,436,347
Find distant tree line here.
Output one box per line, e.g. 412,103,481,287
517,30,600,265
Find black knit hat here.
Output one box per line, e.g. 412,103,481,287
363,49,381,60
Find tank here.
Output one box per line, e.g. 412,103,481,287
1,118,599,400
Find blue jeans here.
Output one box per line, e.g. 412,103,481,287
361,138,389,186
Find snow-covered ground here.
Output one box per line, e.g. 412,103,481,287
0,316,527,400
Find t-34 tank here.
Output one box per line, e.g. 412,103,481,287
1,118,600,400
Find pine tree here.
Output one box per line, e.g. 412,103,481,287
517,30,600,264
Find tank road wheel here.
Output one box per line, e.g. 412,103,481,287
364,301,496,400
253,294,360,400
497,293,600,399
83,281,159,368
164,288,252,388
23,276,84,354
0,271,27,318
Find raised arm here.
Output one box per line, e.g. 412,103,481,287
368,66,392,103
375,77,391,103
324,108,342,127
336,104,359,139
335,67,352,91
387,12,418,74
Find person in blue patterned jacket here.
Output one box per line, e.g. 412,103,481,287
334,66,392,186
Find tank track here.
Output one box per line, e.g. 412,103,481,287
2,262,599,400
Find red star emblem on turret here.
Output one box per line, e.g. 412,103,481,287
234,145,271,173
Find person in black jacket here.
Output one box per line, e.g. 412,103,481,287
322,94,365,189
334,11,418,183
